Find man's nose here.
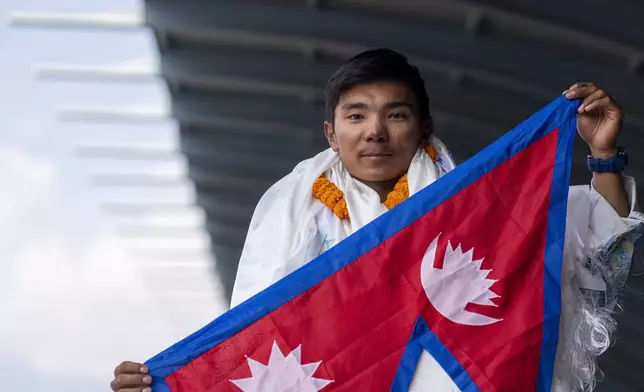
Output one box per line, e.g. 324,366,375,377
365,118,389,142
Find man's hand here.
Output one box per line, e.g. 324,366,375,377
564,82,623,158
110,361,152,392
564,82,629,217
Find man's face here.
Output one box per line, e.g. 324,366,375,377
324,81,425,183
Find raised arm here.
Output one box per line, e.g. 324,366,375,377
564,82,630,217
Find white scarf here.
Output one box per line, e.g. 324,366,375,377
231,135,456,307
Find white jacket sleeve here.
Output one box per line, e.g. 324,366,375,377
553,176,643,391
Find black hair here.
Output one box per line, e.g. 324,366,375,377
324,48,431,130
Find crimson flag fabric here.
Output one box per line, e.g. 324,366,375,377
146,95,579,392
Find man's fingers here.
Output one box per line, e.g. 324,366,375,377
564,83,578,92
116,388,151,392
114,361,148,376
564,82,593,93
111,373,152,389
579,89,608,113
582,96,612,113
564,82,597,99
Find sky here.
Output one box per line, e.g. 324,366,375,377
0,1,227,390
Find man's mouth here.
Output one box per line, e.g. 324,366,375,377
361,152,393,157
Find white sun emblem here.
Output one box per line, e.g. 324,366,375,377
420,234,502,326
230,341,333,392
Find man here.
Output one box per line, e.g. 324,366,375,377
111,49,642,392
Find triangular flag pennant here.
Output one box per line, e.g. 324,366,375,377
146,95,579,392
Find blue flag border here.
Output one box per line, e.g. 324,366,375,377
391,317,481,392
146,95,578,392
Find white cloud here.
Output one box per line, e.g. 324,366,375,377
0,146,182,389
0,146,54,226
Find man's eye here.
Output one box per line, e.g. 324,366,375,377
347,114,364,120
389,112,407,120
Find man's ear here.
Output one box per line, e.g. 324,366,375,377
324,121,340,152
419,117,434,146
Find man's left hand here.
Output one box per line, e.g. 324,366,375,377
564,82,623,158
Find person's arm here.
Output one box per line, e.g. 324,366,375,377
564,82,630,217
592,164,630,217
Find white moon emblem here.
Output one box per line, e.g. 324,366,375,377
420,234,502,326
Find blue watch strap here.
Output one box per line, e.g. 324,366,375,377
587,147,628,173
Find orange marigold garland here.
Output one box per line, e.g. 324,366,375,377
424,144,438,161
382,174,409,210
314,145,439,220
312,176,350,220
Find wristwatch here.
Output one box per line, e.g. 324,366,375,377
587,146,628,173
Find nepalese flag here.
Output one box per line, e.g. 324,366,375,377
146,95,580,392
